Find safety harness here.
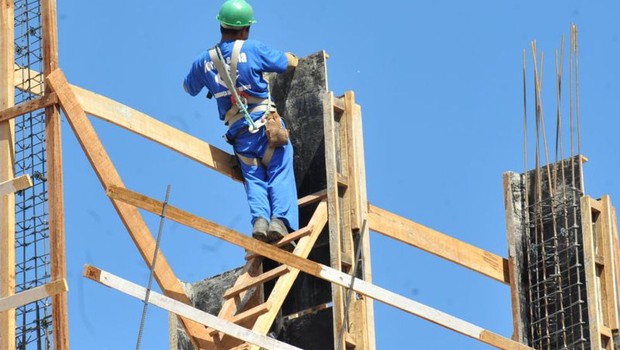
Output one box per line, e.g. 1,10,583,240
208,40,276,168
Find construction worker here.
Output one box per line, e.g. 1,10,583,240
183,0,299,244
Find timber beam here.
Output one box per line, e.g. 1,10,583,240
0,174,32,197
108,185,533,350
368,204,510,284
84,266,302,350
0,93,58,123
0,279,67,312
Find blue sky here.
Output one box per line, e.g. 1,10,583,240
53,1,620,349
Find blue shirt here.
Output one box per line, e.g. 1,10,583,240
184,39,288,124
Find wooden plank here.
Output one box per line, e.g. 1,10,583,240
216,302,271,333
349,100,376,350
338,96,354,269
247,200,329,346
0,93,58,123
0,279,67,312
41,2,69,348
344,91,361,231
108,186,534,350
83,266,302,350
297,189,327,207
45,69,213,349
369,204,510,284
14,64,44,96
72,85,244,182
13,66,243,183
224,266,290,299
324,91,347,350
0,1,16,348
502,172,527,343
206,257,264,346
600,196,619,333
613,206,620,333
581,196,604,350
0,174,32,196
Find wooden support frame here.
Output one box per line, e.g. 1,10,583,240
0,0,16,348
0,175,32,197
83,266,302,350
108,185,534,350
14,66,243,182
246,202,329,350
323,91,347,350
347,95,376,349
0,93,58,123
581,195,620,349
368,204,510,284
206,202,328,350
45,69,214,349
42,1,69,348
0,279,67,312
502,172,527,343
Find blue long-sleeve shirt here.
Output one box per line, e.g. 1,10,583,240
184,39,288,122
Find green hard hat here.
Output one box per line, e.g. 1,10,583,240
217,0,257,28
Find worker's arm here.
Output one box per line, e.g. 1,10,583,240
285,52,298,72
183,56,207,96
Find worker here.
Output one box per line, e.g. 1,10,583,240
183,0,299,245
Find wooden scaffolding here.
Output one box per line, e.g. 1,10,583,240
1,2,619,350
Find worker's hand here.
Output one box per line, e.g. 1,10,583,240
285,52,298,72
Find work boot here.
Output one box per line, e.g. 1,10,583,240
267,217,288,243
252,217,269,242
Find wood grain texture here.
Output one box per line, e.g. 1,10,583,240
0,175,32,196
323,91,346,350
42,1,69,347
0,93,58,123
0,1,16,348
0,279,67,312
369,204,510,284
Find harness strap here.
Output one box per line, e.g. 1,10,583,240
261,146,275,168
235,146,276,169
209,41,272,127
230,40,243,89
235,152,260,167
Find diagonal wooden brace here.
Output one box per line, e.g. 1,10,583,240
45,69,214,349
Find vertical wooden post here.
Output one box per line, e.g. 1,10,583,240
42,0,69,349
345,92,376,350
502,172,528,343
0,1,16,349
323,91,346,350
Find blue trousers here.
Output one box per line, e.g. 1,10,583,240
233,127,299,232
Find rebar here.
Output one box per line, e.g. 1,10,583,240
13,0,53,349
521,26,589,350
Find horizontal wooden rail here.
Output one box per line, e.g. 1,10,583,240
83,266,301,350
0,174,33,196
0,279,67,312
107,185,532,350
368,204,510,284
0,93,57,123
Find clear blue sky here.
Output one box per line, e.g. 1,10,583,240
54,1,620,349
